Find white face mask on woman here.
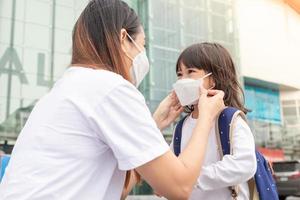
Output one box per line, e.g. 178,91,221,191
126,33,150,87
173,73,212,106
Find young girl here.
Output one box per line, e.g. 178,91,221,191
172,43,257,200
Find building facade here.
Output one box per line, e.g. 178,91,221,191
236,0,300,159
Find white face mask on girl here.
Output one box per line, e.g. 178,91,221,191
126,33,150,87
173,73,212,106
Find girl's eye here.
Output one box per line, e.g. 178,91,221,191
188,69,196,74
176,72,182,77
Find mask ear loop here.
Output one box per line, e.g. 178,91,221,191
124,52,134,61
208,86,215,90
122,32,134,61
202,72,212,79
203,72,215,90
126,33,143,52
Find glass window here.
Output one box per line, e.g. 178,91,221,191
182,7,207,45
56,0,75,7
55,5,75,31
54,29,72,54
0,19,11,44
24,23,51,50
283,107,297,117
152,0,180,31
285,117,300,125
0,0,12,19
210,1,230,15
282,100,296,106
183,0,205,9
124,0,138,11
211,15,230,41
151,47,178,102
245,85,281,123
25,0,51,26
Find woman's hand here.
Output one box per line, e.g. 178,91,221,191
153,91,183,131
197,85,225,122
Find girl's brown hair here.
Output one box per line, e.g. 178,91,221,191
176,43,249,114
71,0,141,82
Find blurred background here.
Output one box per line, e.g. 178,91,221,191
0,0,300,199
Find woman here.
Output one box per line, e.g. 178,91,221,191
0,1,225,200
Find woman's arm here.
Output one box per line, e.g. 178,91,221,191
136,88,225,200
121,92,181,199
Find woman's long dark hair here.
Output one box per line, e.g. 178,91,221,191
176,43,249,114
71,0,141,82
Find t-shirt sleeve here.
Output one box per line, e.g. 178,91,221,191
90,82,169,170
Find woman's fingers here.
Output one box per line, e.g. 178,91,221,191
153,91,183,131
172,106,184,118
207,89,223,97
168,91,180,107
171,104,183,114
199,84,208,97
209,89,225,100
210,90,225,113
177,107,184,113
174,102,182,110
197,85,225,120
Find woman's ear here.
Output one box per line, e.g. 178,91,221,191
120,28,128,53
120,28,127,42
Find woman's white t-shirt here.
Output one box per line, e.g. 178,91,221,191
0,67,169,200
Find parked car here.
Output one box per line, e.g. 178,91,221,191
273,160,300,200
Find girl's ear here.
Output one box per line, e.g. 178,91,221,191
210,76,216,89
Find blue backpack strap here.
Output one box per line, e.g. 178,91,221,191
217,107,241,156
173,115,189,157
217,107,245,199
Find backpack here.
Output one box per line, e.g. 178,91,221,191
0,155,10,182
173,107,279,200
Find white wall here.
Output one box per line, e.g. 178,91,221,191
281,90,300,100
236,0,300,89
